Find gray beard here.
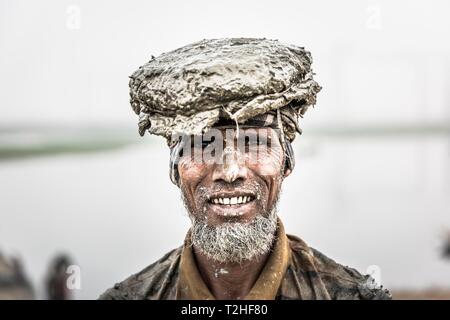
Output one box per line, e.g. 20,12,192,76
180,176,283,264
182,189,280,263
190,211,278,264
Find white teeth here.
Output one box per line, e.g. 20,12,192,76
211,196,253,205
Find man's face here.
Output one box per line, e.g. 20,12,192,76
177,127,291,226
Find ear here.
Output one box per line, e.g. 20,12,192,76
283,167,292,178
282,140,295,178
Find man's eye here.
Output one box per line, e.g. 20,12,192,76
244,136,266,147
191,137,215,149
245,136,255,146
201,141,212,148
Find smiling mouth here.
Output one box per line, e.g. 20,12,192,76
208,195,255,206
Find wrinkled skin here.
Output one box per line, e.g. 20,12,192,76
178,127,291,226
177,127,291,299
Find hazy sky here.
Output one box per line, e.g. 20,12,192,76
1,0,449,127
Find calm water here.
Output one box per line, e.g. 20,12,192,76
1,135,449,299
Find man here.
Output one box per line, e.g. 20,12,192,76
99,38,391,300
45,254,73,300
0,252,34,300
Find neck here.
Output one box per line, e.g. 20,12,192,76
192,245,271,300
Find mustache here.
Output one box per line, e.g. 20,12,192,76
196,181,264,201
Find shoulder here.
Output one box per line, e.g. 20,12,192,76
287,234,392,300
98,246,183,300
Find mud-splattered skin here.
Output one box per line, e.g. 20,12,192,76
178,127,290,226
177,127,290,299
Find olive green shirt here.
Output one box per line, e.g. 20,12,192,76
99,220,391,300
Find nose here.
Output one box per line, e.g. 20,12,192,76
212,147,248,183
